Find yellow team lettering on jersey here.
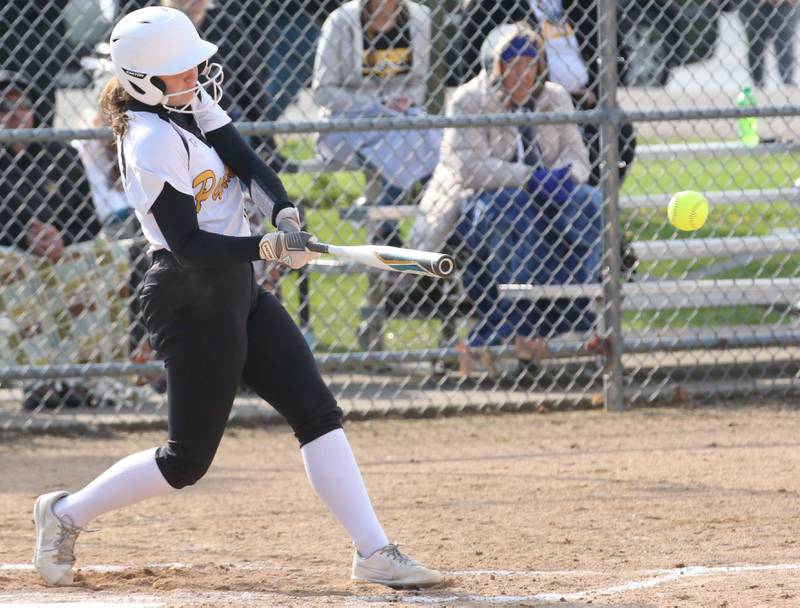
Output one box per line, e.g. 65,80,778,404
362,47,411,78
541,20,574,41
192,166,235,213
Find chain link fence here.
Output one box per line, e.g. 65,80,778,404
1,0,799,429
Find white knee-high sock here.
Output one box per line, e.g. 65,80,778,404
301,428,389,557
54,448,174,528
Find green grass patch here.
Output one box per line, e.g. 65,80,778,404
621,153,800,196
624,305,792,331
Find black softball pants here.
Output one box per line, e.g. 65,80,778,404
141,251,342,489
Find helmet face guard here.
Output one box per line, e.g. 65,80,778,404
110,7,223,113
159,61,224,114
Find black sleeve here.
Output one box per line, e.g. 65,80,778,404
151,182,262,267
57,148,102,246
0,193,33,249
564,0,629,89
205,122,294,226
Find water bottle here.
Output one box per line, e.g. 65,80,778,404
736,87,760,148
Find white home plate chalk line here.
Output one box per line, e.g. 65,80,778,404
358,563,800,604
1,562,798,605
0,603,164,608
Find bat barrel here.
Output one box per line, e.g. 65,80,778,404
434,255,455,278
309,242,455,279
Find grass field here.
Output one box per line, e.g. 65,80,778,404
274,139,800,352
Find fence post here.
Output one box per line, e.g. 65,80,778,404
597,0,625,411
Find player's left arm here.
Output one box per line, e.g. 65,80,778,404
205,124,298,230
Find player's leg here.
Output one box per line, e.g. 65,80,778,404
241,289,442,588
740,1,769,87
241,289,384,555
773,3,798,85
33,260,252,585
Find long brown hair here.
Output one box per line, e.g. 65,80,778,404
98,76,132,185
98,76,132,139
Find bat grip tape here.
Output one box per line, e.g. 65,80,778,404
306,241,329,254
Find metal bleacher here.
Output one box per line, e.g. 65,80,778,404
498,278,800,311
295,139,800,361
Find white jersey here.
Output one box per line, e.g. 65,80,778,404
118,89,249,252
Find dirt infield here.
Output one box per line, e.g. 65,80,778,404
2,404,799,607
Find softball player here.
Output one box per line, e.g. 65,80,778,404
32,6,441,590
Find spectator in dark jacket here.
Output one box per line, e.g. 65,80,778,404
0,72,100,256
455,0,636,186
263,0,341,124
0,1,71,128
0,71,102,410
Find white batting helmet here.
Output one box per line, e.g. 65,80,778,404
109,6,223,112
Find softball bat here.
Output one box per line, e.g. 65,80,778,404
306,242,454,279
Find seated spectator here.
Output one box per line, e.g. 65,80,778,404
529,0,591,106
0,72,100,255
455,0,637,186
0,71,103,408
558,0,637,186
263,0,341,125
73,114,138,240
409,24,601,379
312,0,442,246
0,1,69,127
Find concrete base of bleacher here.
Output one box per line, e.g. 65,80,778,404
618,87,800,143
2,341,798,433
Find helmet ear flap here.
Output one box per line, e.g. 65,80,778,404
151,76,166,94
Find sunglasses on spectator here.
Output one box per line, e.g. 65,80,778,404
0,97,33,112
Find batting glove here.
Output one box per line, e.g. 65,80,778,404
259,230,320,269
275,206,302,233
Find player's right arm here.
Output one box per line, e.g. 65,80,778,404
123,124,312,268
204,123,296,229
190,86,297,230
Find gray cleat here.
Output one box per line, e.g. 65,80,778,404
33,491,84,586
351,542,443,589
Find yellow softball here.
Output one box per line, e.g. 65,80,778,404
667,191,709,231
